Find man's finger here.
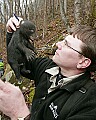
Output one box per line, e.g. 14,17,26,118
13,16,23,28
0,88,5,99
0,79,5,90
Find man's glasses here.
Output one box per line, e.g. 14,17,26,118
63,39,85,56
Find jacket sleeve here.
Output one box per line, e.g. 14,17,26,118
21,57,53,81
6,32,13,47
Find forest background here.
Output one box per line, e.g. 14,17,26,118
0,0,96,119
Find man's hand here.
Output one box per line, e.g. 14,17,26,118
6,16,23,32
0,79,30,120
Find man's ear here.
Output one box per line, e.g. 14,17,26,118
77,57,91,69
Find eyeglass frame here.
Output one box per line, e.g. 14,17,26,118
63,39,85,57
62,39,96,63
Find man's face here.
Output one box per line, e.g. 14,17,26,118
52,35,84,69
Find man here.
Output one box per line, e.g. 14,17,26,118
0,16,96,120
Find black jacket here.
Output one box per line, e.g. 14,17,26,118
7,33,96,120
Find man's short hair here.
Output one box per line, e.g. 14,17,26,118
71,25,96,72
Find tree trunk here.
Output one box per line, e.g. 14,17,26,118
74,0,82,25
60,0,70,33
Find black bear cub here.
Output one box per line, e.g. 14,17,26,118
7,20,37,83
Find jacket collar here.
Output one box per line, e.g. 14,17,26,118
45,66,91,93
60,71,91,93
45,66,59,76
